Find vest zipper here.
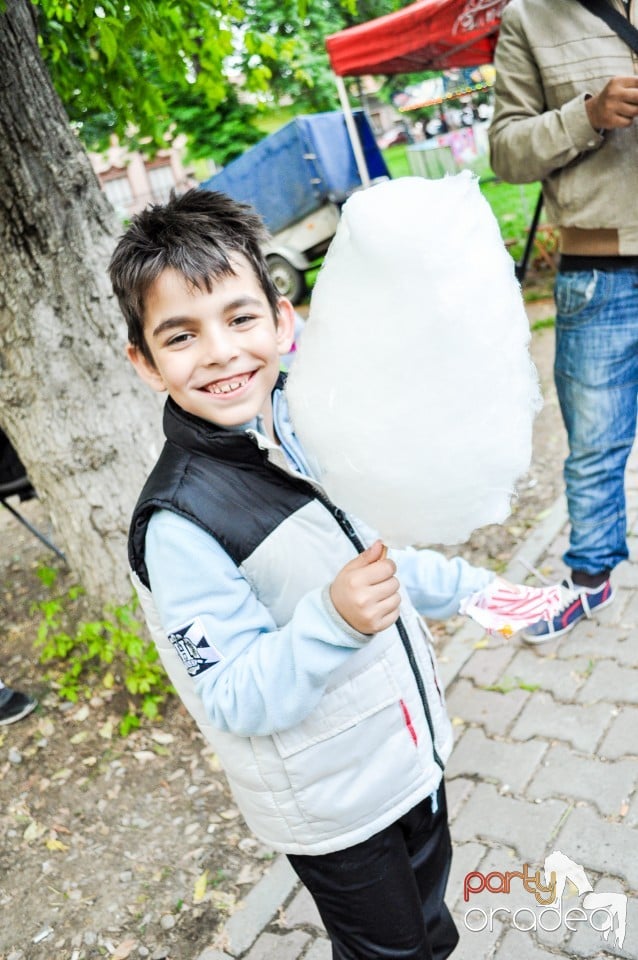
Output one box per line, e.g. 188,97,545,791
329,506,445,772
255,436,446,773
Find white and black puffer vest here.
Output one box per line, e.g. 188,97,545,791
128,393,453,855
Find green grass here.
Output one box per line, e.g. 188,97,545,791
480,178,543,253
530,316,555,332
254,105,300,135
382,143,412,179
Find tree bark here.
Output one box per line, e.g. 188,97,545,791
0,0,164,604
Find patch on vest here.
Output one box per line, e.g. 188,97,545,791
167,617,223,677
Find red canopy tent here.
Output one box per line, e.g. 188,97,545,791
325,0,508,77
324,0,510,183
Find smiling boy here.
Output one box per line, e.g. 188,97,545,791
110,188,495,959
128,260,296,438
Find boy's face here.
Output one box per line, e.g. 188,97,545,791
127,256,296,436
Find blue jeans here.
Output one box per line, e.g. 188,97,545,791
554,267,638,576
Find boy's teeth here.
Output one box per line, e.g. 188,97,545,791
209,376,248,395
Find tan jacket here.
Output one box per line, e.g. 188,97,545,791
488,0,638,255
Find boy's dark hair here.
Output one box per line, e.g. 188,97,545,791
109,188,280,364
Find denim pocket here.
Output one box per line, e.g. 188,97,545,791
554,270,607,324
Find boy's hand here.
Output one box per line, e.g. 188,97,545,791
330,540,401,635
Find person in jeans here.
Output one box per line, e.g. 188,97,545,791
489,0,638,642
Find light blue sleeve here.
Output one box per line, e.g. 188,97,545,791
144,510,368,738
347,515,495,620
392,545,495,620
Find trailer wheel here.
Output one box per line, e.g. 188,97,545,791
267,255,307,305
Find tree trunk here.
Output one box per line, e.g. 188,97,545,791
0,0,164,604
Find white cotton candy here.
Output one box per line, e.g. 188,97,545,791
285,173,541,547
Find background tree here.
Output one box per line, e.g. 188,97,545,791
36,0,272,155
239,0,411,113
36,0,271,145
0,0,297,603
166,86,263,167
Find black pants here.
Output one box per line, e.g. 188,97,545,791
287,780,458,960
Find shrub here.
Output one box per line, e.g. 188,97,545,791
33,565,174,736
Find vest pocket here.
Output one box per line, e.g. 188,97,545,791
272,658,426,831
273,658,397,759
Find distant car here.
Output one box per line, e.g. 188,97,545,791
376,127,409,149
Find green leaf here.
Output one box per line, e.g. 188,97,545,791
97,20,118,65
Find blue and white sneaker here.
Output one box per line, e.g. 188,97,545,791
522,578,614,644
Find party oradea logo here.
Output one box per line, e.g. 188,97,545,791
463,850,627,949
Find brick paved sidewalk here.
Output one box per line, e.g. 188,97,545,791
197,453,638,960
444,451,638,960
